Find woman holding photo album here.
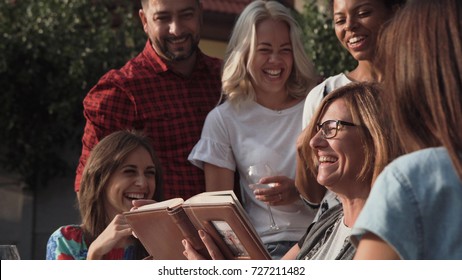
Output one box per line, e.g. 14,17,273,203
46,130,163,260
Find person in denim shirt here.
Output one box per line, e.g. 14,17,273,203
352,0,462,259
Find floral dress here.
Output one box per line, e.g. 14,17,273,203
46,225,137,260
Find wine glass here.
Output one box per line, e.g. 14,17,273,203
247,163,279,231
0,245,20,260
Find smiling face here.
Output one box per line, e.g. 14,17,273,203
249,19,294,97
139,0,201,62
309,98,365,191
103,147,157,220
333,0,392,62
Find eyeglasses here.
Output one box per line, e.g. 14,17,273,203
316,120,356,139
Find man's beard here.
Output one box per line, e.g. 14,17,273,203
156,35,199,62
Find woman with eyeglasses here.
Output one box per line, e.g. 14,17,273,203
296,0,406,218
289,81,394,260
183,82,395,260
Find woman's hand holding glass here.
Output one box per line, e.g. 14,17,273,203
253,175,299,206
247,163,281,231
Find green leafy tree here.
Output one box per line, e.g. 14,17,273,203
296,0,357,77
0,0,145,188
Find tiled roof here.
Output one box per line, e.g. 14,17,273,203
200,0,295,41
202,0,253,15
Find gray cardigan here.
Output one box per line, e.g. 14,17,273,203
296,204,355,260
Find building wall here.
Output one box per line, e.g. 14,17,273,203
200,39,228,59
0,177,33,259
0,150,80,259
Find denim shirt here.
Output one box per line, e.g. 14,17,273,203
352,147,462,259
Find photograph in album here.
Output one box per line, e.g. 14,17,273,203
123,190,271,260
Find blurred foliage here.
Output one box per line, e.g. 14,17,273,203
296,0,357,77
0,0,145,188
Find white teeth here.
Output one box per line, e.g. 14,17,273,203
348,36,365,44
124,193,145,200
319,156,337,163
169,37,187,44
264,69,282,76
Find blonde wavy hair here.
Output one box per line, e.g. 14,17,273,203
222,0,318,106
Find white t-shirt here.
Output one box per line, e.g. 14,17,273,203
189,100,316,244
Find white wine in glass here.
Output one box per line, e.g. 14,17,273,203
247,163,279,231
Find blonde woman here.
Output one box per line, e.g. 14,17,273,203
188,0,318,259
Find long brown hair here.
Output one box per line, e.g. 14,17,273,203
79,130,163,258
376,0,462,179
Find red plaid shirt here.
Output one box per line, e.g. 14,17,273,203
75,40,222,199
